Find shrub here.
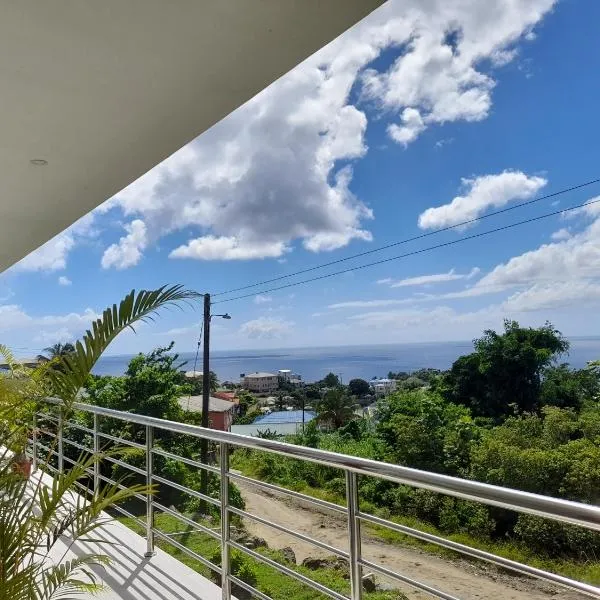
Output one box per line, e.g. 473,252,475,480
514,514,600,560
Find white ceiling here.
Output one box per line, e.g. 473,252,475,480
0,0,381,272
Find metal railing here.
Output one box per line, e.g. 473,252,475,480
31,398,600,600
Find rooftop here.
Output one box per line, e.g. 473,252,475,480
179,395,235,413
243,372,277,378
254,410,316,424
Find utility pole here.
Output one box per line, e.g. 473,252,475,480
199,293,211,511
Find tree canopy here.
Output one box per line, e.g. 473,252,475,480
441,320,569,419
348,378,370,397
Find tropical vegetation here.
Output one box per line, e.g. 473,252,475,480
231,320,600,583
0,285,199,600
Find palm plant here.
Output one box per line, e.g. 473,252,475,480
316,388,359,430
0,284,199,599
37,342,76,363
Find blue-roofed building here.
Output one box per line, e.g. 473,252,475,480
231,410,316,437
254,410,316,424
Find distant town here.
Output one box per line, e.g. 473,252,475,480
181,365,403,435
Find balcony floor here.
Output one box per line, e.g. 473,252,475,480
35,474,226,600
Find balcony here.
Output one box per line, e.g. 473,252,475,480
31,398,600,600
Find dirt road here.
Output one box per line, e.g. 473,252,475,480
235,477,587,600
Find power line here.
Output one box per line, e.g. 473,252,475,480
213,196,598,305
212,177,600,297
187,321,204,410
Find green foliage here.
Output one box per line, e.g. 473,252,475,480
348,378,370,396
316,388,358,429
376,389,476,475
442,320,569,419
321,372,341,388
0,284,203,600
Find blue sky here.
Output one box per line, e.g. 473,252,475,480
3,0,600,356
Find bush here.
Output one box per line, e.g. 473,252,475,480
514,514,600,560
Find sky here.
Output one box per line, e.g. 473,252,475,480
2,0,600,356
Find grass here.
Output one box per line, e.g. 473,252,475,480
120,513,407,600
230,452,600,587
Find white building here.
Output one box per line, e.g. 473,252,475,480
242,372,279,393
278,369,303,386
370,378,397,397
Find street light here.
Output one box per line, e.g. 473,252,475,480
200,294,231,511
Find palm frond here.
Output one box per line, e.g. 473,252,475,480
48,285,200,405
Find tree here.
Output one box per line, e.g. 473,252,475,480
321,372,340,388
348,378,370,397
316,388,358,429
442,320,569,419
186,370,218,394
37,341,75,362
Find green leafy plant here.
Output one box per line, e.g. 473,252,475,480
0,285,199,599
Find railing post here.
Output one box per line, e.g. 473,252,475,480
145,425,155,558
220,442,231,600
31,413,38,472
346,471,363,600
93,413,100,493
57,410,64,472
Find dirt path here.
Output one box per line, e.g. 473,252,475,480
235,477,587,600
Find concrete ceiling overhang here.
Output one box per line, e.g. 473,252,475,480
0,0,382,272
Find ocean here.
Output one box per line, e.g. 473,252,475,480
93,338,600,384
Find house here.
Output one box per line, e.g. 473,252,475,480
278,369,303,386
178,395,236,432
370,377,397,397
241,372,279,393
213,391,237,403
232,410,316,436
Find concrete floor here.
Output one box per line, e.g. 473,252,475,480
56,520,225,600
31,471,226,600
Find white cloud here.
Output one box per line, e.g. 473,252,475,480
380,267,480,288
329,299,416,309
58,276,72,286
98,0,554,267
388,108,425,146
101,219,147,270
254,294,273,305
239,317,294,339
363,0,555,144
550,228,571,241
0,304,99,350
170,236,286,261
11,212,96,273
503,281,600,312
418,171,547,230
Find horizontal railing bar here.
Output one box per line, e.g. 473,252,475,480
228,471,346,514
229,540,348,600
152,501,221,540
62,454,79,466
152,527,221,574
358,511,600,598
102,454,146,476
359,558,460,600
112,504,147,529
37,429,57,439
62,438,92,453
36,442,56,455
43,398,600,531
152,475,220,507
97,431,145,450
64,422,94,435
36,413,58,423
151,446,220,474
228,505,349,559
96,474,147,503
229,575,273,600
